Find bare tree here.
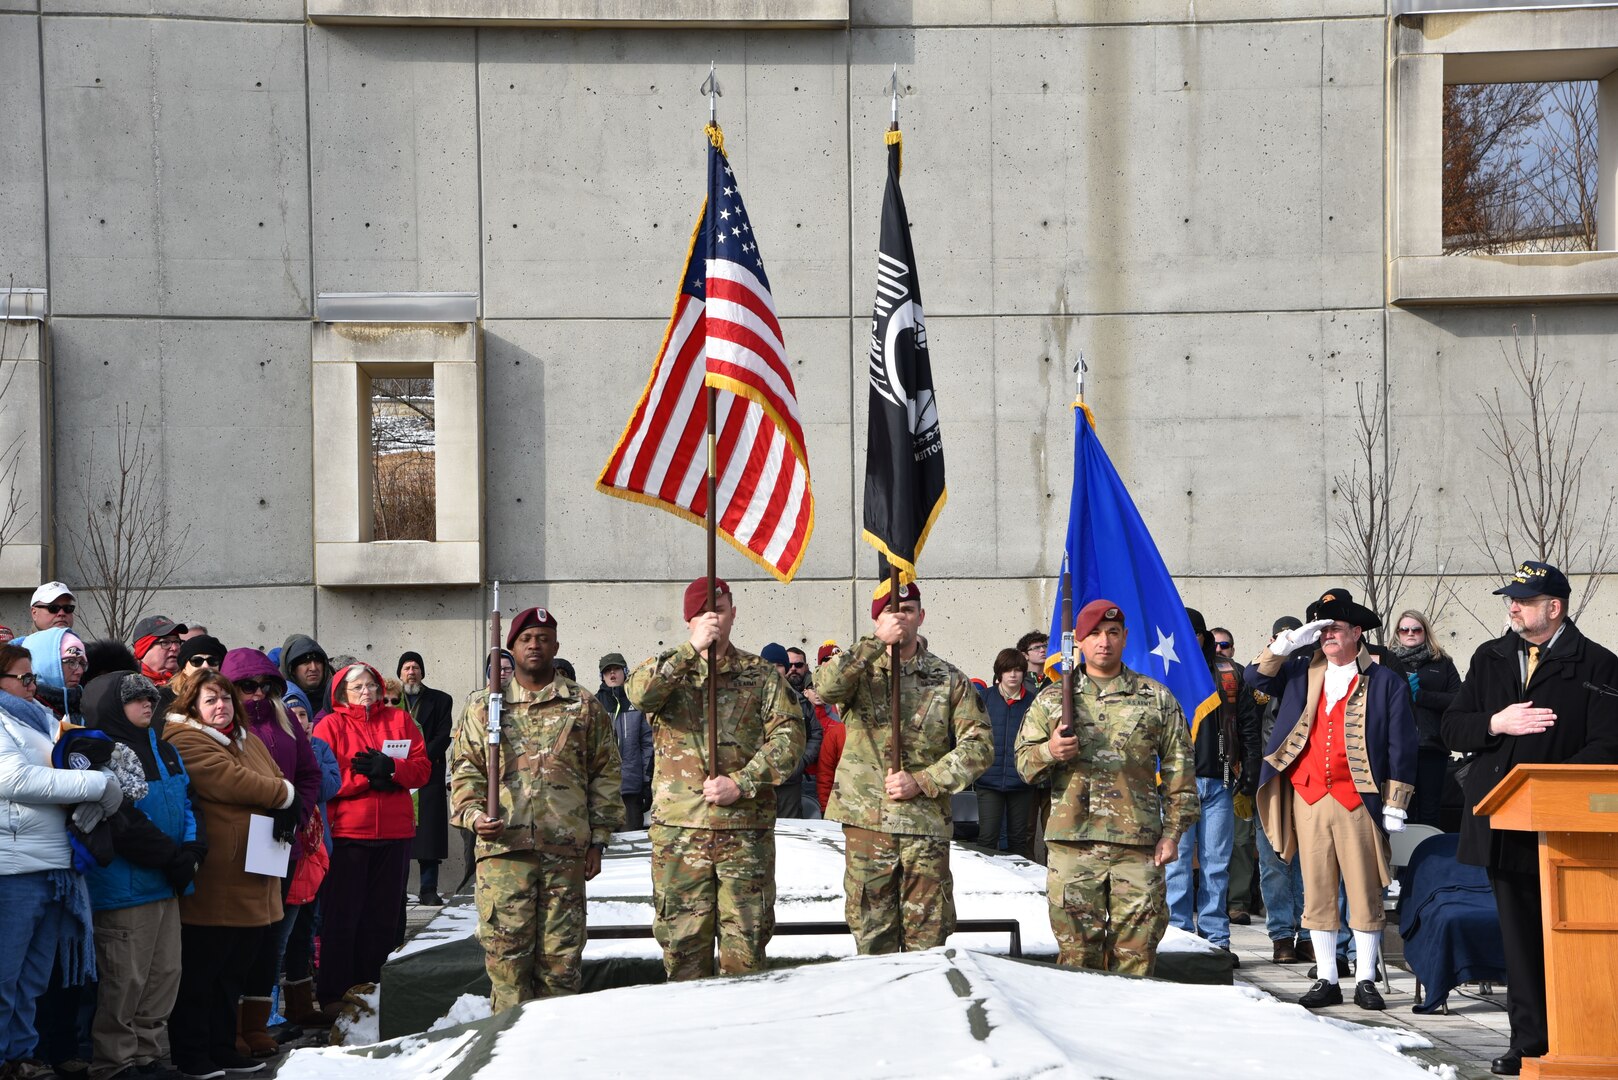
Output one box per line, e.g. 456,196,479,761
1329,383,1425,643
1467,317,1617,621
1443,82,1548,252
369,376,436,542
65,404,200,641
1519,81,1599,251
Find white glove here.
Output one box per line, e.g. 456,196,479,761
72,774,123,832
1383,807,1407,834
1270,619,1333,657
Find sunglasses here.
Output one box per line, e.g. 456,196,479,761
787,661,808,670
1397,625,1425,635
35,603,75,615
385,696,401,705
1,671,38,686
1213,641,1234,651
235,678,270,694
187,655,219,668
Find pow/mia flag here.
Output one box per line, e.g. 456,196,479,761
862,131,945,586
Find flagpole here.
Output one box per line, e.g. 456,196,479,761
702,63,722,780
886,65,904,776
1062,352,1085,735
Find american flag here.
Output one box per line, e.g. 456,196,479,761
597,126,814,583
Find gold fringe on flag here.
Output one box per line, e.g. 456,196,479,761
706,123,725,153
885,127,902,177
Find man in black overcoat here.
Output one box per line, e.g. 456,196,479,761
400,649,457,905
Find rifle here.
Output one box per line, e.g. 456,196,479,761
1060,566,1074,737
486,581,503,822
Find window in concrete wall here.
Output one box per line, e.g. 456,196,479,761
368,372,436,542
1443,81,1599,254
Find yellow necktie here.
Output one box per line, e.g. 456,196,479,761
1525,645,1540,684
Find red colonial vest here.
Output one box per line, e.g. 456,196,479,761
1289,677,1363,811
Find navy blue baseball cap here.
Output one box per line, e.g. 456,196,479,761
1494,561,1572,599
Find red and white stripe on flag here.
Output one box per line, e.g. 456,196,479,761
597,225,814,583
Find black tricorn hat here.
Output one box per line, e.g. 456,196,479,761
1305,587,1381,632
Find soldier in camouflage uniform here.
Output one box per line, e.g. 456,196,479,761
449,606,624,1012
815,582,993,954
626,576,803,981
1016,599,1198,976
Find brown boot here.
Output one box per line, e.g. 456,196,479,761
238,997,279,1057
282,978,326,1027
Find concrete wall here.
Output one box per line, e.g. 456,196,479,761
4,3,1618,703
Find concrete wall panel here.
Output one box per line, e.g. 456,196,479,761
309,584,486,701
483,315,852,584
43,17,311,317
1,16,46,288
309,27,482,296
480,29,848,320
42,0,301,17
850,1,1382,26
49,318,314,588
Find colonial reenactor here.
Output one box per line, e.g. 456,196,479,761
1441,562,1618,1077
1016,599,1198,976
814,582,992,954
1247,588,1417,1013
626,577,802,980
449,607,623,1011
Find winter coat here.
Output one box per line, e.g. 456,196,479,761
0,690,110,875
976,683,1034,793
403,683,455,861
596,684,653,797
1194,652,1263,793
80,673,201,911
816,717,846,812
162,714,294,928
1440,620,1618,873
223,649,320,853
312,663,431,842
1406,652,1462,751
279,635,332,722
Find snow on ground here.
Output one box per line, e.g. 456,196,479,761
281,947,1436,1080
329,987,380,1047
427,994,493,1033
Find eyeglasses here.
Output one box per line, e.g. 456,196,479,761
235,678,268,694
787,661,808,670
35,603,75,615
0,671,38,686
153,637,181,649
60,656,87,669
1397,625,1425,635
187,655,218,668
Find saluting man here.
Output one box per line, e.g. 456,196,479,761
1016,599,1198,976
449,607,623,1012
627,578,803,981
814,582,992,954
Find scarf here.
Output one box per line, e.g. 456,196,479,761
139,660,172,687
36,681,83,723
1389,640,1433,667
0,686,57,738
48,868,97,986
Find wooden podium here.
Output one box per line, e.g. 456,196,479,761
1476,764,1618,1079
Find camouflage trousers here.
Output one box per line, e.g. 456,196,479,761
1046,839,1168,977
842,826,955,955
648,824,774,981
474,849,587,1012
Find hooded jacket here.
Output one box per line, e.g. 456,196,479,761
21,627,85,723
80,672,202,911
162,710,294,928
312,663,431,841
223,648,319,852
279,634,333,722
0,688,110,875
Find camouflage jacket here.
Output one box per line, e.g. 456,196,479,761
449,673,624,858
626,642,803,830
1015,665,1199,847
814,636,992,839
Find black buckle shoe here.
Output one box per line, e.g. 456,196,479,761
1298,979,1344,1009
1490,1054,1522,1076
1353,980,1385,1010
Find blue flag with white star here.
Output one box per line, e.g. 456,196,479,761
1045,404,1219,740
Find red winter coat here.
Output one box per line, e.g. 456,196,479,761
312,663,431,841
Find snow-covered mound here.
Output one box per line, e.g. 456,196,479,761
282,947,1437,1079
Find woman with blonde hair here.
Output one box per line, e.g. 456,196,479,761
1389,609,1462,828
163,671,297,1079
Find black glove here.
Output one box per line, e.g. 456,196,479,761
271,793,303,844
351,748,382,776
1238,773,1260,798
166,846,204,895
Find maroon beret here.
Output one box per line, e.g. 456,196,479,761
1074,598,1124,641
871,581,922,620
506,606,557,649
682,577,732,622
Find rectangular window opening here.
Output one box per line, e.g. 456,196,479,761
369,370,437,542
1443,80,1600,253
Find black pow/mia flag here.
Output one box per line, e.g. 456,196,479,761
862,133,946,586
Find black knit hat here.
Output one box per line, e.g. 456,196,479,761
398,650,426,677
178,635,227,669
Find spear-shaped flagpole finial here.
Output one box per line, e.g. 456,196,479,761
701,61,722,125
886,63,901,129
1075,350,1088,404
